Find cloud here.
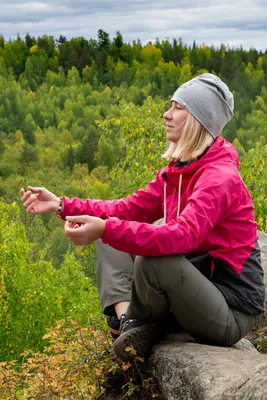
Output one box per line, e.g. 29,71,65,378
252,0,267,7
0,0,266,50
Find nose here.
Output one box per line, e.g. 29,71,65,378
163,108,172,119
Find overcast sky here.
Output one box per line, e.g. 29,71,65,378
1,0,267,51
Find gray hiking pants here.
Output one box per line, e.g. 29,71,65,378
95,240,254,346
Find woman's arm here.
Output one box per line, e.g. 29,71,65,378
60,170,165,224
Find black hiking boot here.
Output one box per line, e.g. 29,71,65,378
113,314,162,362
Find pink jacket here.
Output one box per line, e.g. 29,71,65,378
61,136,265,315
61,137,257,275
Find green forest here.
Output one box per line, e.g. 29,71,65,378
1,30,267,398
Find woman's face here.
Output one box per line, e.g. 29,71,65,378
163,101,189,143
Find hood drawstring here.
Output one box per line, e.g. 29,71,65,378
163,174,183,223
164,182,167,224
177,174,182,218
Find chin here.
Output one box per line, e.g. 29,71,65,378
167,136,179,143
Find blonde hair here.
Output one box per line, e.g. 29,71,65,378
162,112,215,163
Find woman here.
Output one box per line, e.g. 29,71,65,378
20,73,265,362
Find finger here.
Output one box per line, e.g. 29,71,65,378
70,222,79,228
23,196,37,209
28,186,43,194
66,215,89,223
66,221,81,229
26,203,38,214
65,227,84,237
66,221,87,231
65,221,78,229
21,190,34,203
64,223,74,235
20,188,25,196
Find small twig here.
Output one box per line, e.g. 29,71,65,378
78,327,91,351
73,380,85,400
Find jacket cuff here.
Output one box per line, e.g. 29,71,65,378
59,196,69,220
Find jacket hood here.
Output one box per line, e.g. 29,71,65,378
163,136,239,185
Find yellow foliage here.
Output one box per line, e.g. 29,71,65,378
258,217,264,231
125,344,137,356
30,44,39,54
122,361,133,371
141,44,163,66
0,266,9,324
88,385,97,393
256,96,265,108
57,120,68,130
104,86,112,96
0,318,163,399
15,130,25,150
115,61,126,74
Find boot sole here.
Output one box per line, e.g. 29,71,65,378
113,323,160,362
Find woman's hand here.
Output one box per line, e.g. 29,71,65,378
20,186,60,214
65,215,106,246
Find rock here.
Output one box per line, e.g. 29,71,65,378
150,333,267,400
232,338,258,352
253,230,267,329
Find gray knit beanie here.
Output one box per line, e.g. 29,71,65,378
171,73,234,138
